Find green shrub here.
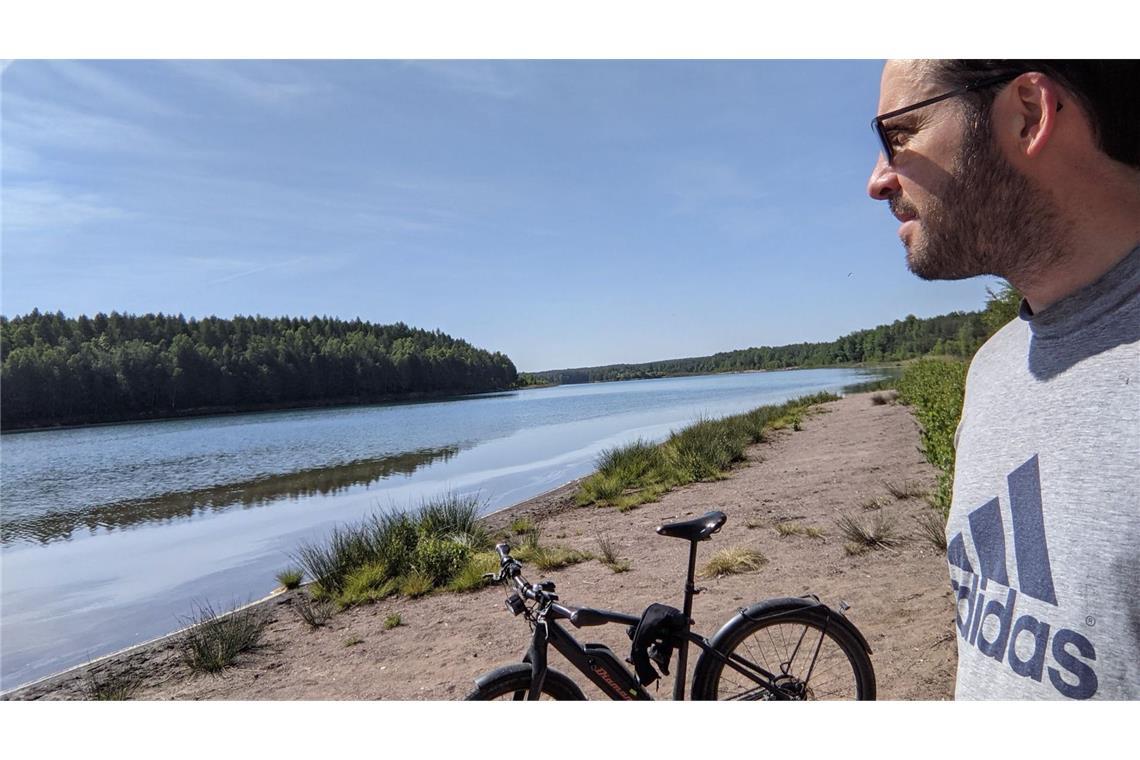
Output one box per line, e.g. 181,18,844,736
412,535,472,585
448,551,500,592
384,613,402,630
373,512,419,579
897,359,967,515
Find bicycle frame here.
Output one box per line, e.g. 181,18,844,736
516,539,833,701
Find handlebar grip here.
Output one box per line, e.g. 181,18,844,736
496,543,512,562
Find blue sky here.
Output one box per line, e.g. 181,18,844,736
1,60,1002,371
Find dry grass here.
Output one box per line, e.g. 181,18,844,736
84,665,141,700
915,509,948,551
884,479,929,500
596,534,631,573
775,522,826,540
836,511,901,552
699,547,768,578
860,495,891,511
293,592,335,628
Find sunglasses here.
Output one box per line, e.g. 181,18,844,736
872,72,1023,165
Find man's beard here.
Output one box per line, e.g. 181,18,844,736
896,112,1071,282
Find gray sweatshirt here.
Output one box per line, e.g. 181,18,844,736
948,246,1140,700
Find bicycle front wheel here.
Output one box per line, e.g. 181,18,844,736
464,664,587,701
692,604,875,700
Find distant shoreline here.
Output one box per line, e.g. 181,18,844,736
0,387,515,435
2,364,903,435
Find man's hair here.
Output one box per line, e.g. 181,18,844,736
927,60,1140,170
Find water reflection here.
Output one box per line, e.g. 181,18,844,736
1,445,460,545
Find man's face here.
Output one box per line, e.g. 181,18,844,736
867,60,1063,282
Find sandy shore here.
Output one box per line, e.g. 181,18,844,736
6,392,956,700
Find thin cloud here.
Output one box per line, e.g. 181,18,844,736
43,61,176,117
2,184,132,231
165,61,321,107
2,91,174,156
402,60,529,100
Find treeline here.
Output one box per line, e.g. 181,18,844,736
0,311,517,429
524,309,994,385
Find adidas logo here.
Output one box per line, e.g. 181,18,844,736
947,455,1099,700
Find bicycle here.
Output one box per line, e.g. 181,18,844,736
465,510,876,700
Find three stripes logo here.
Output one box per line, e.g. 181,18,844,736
947,455,1099,699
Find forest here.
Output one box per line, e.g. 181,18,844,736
521,298,1012,386
0,312,518,429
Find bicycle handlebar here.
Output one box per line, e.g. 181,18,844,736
494,542,560,606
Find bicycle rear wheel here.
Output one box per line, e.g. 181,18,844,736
692,605,875,700
464,664,586,701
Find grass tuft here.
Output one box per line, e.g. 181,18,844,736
699,547,768,578
384,613,402,630
596,534,631,573
275,567,304,590
884,479,929,500
447,551,500,592
84,666,141,700
294,592,335,628
179,601,268,674
836,511,901,551
398,571,434,598
344,636,363,647
915,509,948,552
775,522,825,540
860,495,891,511
509,516,536,535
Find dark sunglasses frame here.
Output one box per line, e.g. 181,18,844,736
871,72,1024,164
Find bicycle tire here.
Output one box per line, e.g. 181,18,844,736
691,603,876,700
464,664,587,701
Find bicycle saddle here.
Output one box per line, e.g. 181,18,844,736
655,511,727,541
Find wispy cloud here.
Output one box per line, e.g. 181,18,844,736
180,253,352,285
42,61,177,117
2,91,175,156
401,61,530,100
2,183,132,231
165,61,322,107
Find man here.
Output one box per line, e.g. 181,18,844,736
867,60,1139,700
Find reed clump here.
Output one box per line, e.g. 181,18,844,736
179,601,269,674
292,493,493,610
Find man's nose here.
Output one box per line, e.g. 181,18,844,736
866,153,900,201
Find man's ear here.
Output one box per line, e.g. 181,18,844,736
1002,72,1063,160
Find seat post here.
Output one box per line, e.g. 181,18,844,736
672,538,700,701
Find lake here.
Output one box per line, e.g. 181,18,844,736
0,367,885,690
